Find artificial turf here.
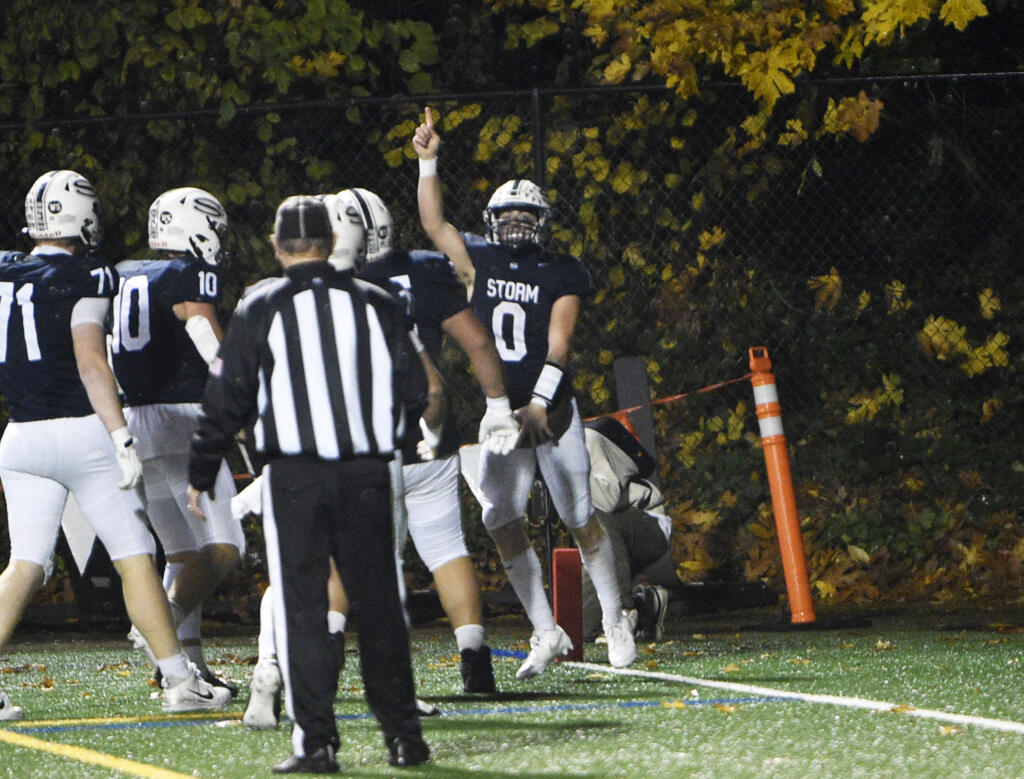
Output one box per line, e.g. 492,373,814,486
2,602,1024,777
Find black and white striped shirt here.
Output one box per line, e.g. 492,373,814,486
188,261,425,491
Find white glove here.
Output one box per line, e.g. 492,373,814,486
417,417,442,461
231,474,264,520
478,396,519,456
110,427,143,490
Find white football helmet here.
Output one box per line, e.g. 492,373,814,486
482,179,551,249
148,187,228,264
24,169,102,247
321,192,367,272
324,188,394,271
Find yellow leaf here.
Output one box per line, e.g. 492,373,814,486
604,53,632,83
890,704,915,713
939,0,989,31
722,663,741,673
847,544,870,564
714,703,738,713
807,267,842,312
978,288,1000,319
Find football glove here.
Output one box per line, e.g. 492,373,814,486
110,427,143,490
231,475,264,520
478,396,519,456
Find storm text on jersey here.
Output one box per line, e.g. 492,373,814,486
486,278,539,304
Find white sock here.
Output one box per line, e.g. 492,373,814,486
157,652,191,687
172,598,201,642
257,586,277,661
502,547,555,632
454,623,486,652
162,561,186,592
579,533,623,628
327,610,346,635
182,643,209,674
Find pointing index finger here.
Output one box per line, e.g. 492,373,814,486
424,106,434,132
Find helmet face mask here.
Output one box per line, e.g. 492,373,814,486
324,188,393,271
148,187,228,264
483,179,551,250
25,169,103,248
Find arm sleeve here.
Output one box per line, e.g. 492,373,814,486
188,302,261,490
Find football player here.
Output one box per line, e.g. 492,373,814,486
0,171,230,718
337,187,516,692
413,108,638,677
240,188,517,728
110,187,244,695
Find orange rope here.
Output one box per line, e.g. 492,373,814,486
583,372,754,423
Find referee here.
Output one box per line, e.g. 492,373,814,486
187,195,429,772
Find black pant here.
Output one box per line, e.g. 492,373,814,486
263,455,420,755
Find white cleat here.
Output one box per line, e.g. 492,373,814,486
243,660,283,730
162,666,233,713
516,626,573,680
0,690,25,721
605,610,638,668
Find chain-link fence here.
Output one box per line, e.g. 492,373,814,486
1,73,1022,605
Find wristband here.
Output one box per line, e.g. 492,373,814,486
111,426,133,448
485,395,512,414
531,362,563,407
418,157,438,178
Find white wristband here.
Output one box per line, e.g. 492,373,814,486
531,362,563,406
418,157,438,178
485,395,512,414
110,426,133,448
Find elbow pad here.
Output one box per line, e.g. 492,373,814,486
185,315,220,365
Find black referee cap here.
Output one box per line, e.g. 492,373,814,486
274,195,333,240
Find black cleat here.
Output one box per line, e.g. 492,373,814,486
200,668,239,698
387,735,430,767
460,645,496,693
272,745,339,774
633,584,669,642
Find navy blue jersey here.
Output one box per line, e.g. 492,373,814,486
0,250,117,422
111,255,220,406
464,234,592,408
362,249,469,460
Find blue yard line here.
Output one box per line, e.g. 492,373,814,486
15,695,781,735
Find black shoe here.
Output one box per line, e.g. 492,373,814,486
387,736,430,767
272,745,339,774
200,668,239,699
632,584,669,641
460,645,496,693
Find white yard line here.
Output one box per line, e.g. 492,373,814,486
566,661,1024,735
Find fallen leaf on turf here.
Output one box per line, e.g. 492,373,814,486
645,660,659,670
790,657,811,664
890,704,915,713
586,673,610,680
663,700,687,709
722,663,741,673
939,726,961,735
875,640,894,651
714,704,738,714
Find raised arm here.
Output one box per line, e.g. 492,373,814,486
413,107,475,293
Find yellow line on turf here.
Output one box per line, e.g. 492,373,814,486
0,728,200,778
6,710,242,729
